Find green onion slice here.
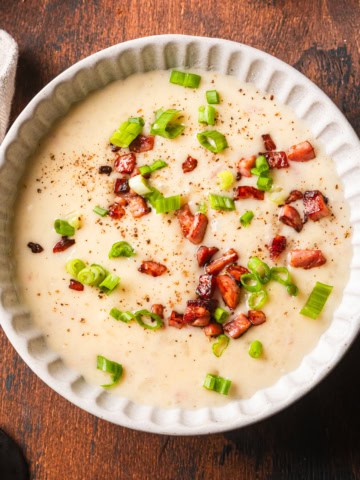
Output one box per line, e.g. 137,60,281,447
155,195,182,214
150,109,184,139
197,130,228,153
214,307,229,324
240,210,254,227
139,160,168,176
93,206,109,217
203,373,232,395
248,289,269,310
300,282,333,319
217,170,234,191
134,309,164,330
257,175,273,192
169,70,201,88
198,105,216,126
77,264,107,286
287,284,299,296
145,187,164,207
110,308,136,323
97,355,123,388
66,212,82,230
99,273,120,295
198,201,208,214
270,266,292,286
269,187,287,205
248,257,271,284
110,117,144,148
109,241,135,259
66,259,86,278
54,219,75,237
212,335,230,358
240,273,263,292
206,90,220,104
208,193,235,211
248,340,263,359
128,175,153,196
250,155,269,176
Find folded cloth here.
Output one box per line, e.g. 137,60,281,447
0,30,18,143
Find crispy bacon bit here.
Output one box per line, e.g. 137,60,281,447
108,203,126,219
225,264,249,282
138,261,167,277
27,242,43,253
279,205,303,232
237,155,256,178
177,204,194,237
267,235,287,260
223,313,251,339
129,134,155,153
99,165,112,175
196,274,216,299
53,237,75,253
69,279,84,291
264,151,289,169
287,141,315,162
289,249,326,269
182,155,198,173
262,134,276,151
187,213,208,245
114,178,130,194
110,144,121,152
234,186,264,201
168,310,185,329
196,246,219,267
204,322,223,337
130,166,141,177
285,190,303,204
205,249,239,276
183,299,212,327
248,310,266,326
151,304,164,319
127,194,150,218
216,275,241,309
303,190,330,221
114,153,136,174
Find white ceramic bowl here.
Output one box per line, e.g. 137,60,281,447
1,35,360,435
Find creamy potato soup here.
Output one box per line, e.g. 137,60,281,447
13,70,351,408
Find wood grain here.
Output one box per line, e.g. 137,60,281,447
0,0,359,479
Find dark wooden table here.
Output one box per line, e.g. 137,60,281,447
1,1,360,479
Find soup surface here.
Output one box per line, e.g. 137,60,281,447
13,70,351,408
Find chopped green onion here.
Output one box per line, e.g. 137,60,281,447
217,170,234,191
214,307,229,324
139,160,167,176
270,266,291,286
248,289,269,310
97,355,123,388
287,284,299,296
240,273,263,292
208,193,235,211
99,273,120,295
134,309,164,330
248,257,271,284
198,201,208,214
203,373,232,395
248,340,263,359
110,117,144,148
212,335,230,358
198,105,216,126
110,308,135,323
66,212,82,230
128,175,153,196
206,90,220,104
240,210,254,227
145,187,164,207
169,70,201,88
257,175,273,192
250,155,269,176
197,130,228,153
269,187,287,205
300,282,333,319
77,264,107,286
66,259,86,278
108,241,135,259
93,206,109,217
150,109,184,139
54,219,75,237
154,195,182,214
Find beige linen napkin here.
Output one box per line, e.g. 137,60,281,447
0,30,18,142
